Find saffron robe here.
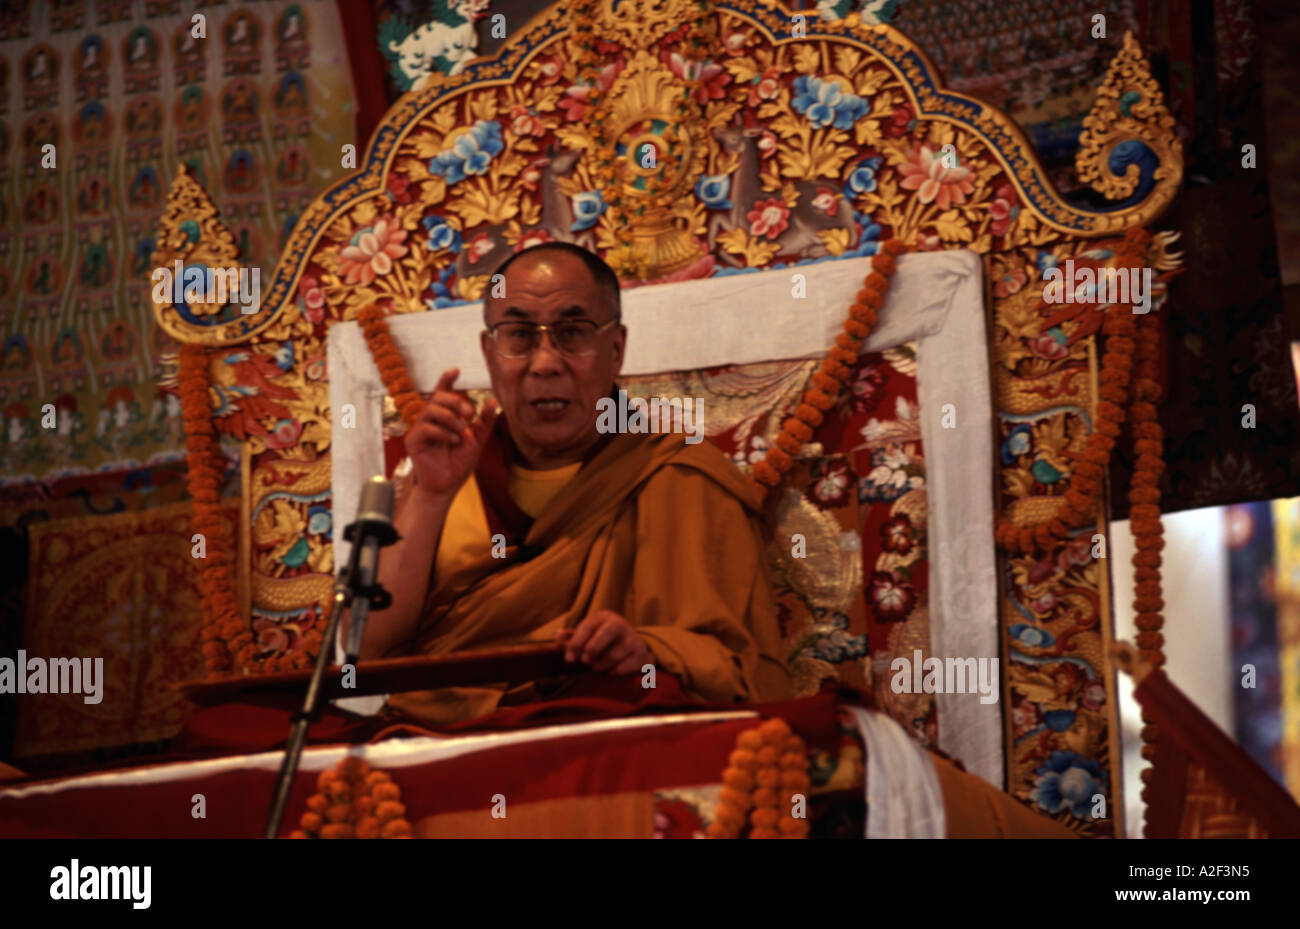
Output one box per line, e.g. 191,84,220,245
385,429,792,726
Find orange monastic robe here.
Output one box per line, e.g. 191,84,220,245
385,430,791,726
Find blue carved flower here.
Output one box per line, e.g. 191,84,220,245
694,173,733,209
1029,751,1106,818
1043,709,1077,732
1001,424,1032,465
1035,250,1059,275
1009,623,1055,648
273,342,294,371
842,220,881,259
570,190,606,232
422,215,462,253
429,120,504,184
791,75,868,130
307,506,332,537
846,156,882,196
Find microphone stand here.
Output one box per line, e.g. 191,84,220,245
262,514,398,839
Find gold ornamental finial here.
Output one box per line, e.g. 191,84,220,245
151,163,241,272
149,164,253,345
1075,32,1183,202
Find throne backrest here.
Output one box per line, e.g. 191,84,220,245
329,248,998,775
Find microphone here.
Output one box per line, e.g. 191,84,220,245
340,475,399,666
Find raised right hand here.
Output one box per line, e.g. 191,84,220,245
404,368,500,498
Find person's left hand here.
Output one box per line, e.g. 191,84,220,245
557,609,653,675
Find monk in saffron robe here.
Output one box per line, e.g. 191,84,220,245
354,242,791,724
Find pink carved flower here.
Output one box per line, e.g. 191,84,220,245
1033,330,1069,360
1082,680,1106,711
305,354,326,381
559,60,625,121
898,145,975,211
386,173,412,205
1056,534,1094,573
466,231,496,264
255,619,288,653
558,84,595,122
756,129,778,160
665,52,729,103
990,183,1021,236
885,102,915,138
993,266,1027,297
747,67,782,106
298,274,325,323
508,104,546,138
1030,592,1059,614
1012,697,1041,737
811,185,839,217
747,196,790,239
521,161,543,192
723,27,753,56
267,417,303,449
869,570,917,621
515,228,554,251
915,233,941,252
534,56,562,86
338,217,408,286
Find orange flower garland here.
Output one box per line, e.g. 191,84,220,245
358,303,426,430
751,238,908,498
708,717,812,839
289,755,413,839
1129,314,1165,671
179,344,243,676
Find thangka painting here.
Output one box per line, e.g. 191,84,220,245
0,1,356,486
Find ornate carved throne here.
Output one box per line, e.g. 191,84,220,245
151,0,1188,838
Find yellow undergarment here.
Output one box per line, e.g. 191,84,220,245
433,461,582,588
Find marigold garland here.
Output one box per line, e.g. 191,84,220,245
359,304,427,429
1129,311,1165,672
751,239,908,496
179,344,240,676
707,717,811,838
289,755,413,839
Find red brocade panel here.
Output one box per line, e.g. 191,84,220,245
623,344,934,746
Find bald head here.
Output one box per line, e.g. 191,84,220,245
484,242,621,324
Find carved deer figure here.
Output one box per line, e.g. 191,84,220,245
453,144,587,282
708,124,860,266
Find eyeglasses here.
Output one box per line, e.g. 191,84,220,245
486,318,620,359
